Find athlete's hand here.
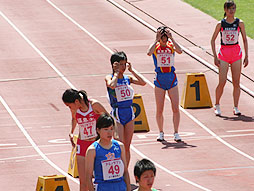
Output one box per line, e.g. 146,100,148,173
243,57,248,68
165,29,173,40
127,62,133,72
156,30,162,42
113,61,120,74
214,57,220,67
69,133,75,147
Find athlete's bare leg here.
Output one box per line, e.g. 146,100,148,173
123,120,134,167
215,60,229,105
154,86,166,133
167,86,180,133
231,59,242,107
77,155,87,191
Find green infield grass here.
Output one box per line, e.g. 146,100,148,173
183,0,254,39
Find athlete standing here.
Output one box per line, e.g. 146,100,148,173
105,51,146,166
86,113,131,191
62,89,108,191
147,26,183,142
211,0,248,116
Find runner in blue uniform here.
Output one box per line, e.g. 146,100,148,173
86,113,131,191
105,51,146,166
147,26,183,142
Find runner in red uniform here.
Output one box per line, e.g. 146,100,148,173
62,89,108,191
211,0,248,116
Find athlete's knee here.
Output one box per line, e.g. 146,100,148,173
125,145,131,153
172,107,179,114
232,80,240,88
156,108,164,115
217,80,227,87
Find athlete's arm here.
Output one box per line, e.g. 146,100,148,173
239,20,249,67
105,62,120,89
127,62,146,86
147,30,161,56
69,109,77,147
90,99,109,115
85,146,96,191
166,30,182,54
119,142,131,191
211,22,221,67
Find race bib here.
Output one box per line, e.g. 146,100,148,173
157,53,174,67
101,158,124,181
222,30,238,44
78,120,97,140
115,85,134,102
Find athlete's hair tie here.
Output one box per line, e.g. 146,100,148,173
79,92,83,99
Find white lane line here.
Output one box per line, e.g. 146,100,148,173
0,150,71,161
48,139,69,144
15,159,27,162
41,126,51,128
0,95,78,184
174,165,254,174
46,0,254,162
136,135,146,139
227,129,254,133
0,143,17,146
0,143,70,150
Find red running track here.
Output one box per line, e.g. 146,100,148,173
0,0,254,190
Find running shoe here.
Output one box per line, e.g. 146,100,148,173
157,132,164,142
174,133,182,142
214,104,221,116
233,107,241,115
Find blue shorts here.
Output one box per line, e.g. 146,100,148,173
95,181,126,191
154,72,178,90
111,106,135,126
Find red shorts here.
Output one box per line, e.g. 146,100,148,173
218,44,242,64
76,139,95,157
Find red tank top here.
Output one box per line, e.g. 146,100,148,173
76,102,100,140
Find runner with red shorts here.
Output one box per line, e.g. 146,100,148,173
62,89,108,191
211,0,248,116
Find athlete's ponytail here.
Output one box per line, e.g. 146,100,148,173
62,89,89,106
78,90,89,106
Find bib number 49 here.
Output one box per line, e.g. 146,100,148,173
108,164,120,175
